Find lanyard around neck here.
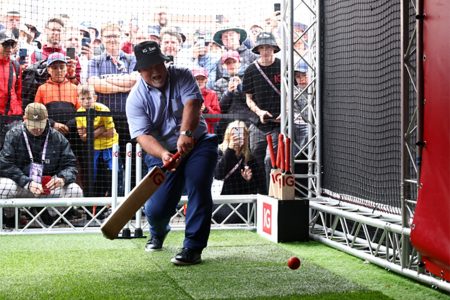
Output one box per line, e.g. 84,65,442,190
22,124,50,163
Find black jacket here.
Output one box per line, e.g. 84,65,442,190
214,148,259,195
0,122,78,187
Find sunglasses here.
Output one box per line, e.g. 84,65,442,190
1,40,17,48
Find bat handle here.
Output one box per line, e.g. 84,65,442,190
277,134,284,172
285,137,291,173
279,134,285,172
162,152,181,170
266,134,276,168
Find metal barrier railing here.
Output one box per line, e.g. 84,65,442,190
0,141,257,234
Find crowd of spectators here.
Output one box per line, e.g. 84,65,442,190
0,6,310,226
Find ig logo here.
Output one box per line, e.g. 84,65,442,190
263,202,272,235
152,172,165,185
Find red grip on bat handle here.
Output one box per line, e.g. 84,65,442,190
162,152,181,170
285,137,291,173
266,134,276,168
278,134,284,172
277,133,284,170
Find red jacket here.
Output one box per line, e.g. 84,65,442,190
0,56,23,115
200,87,221,133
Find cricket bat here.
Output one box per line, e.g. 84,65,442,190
266,134,277,197
276,134,285,199
271,134,283,199
101,152,181,240
279,136,295,200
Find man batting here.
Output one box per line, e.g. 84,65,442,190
126,41,218,265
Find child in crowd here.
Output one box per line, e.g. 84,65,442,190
75,84,118,197
34,52,80,136
192,67,221,133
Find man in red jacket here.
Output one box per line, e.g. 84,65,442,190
0,30,22,116
192,67,221,133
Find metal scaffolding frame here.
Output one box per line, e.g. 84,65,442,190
290,0,448,292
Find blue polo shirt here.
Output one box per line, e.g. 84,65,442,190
126,66,208,151
87,51,136,113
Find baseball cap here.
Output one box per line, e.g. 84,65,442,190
221,50,240,64
0,29,17,44
47,52,67,66
294,22,307,32
192,67,208,78
148,26,160,38
24,103,48,131
133,41,169,71
294,60,308,73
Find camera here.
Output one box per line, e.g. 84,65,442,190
93,46,103,56
18,48,27,65
274,3,281,12
232,127,245,146
197,36,205,48
66,47,75,59
81,37,91,48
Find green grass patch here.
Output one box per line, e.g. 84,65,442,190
0,231,447,299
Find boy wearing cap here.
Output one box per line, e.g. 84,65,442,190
192,67,221,133
214,50,254,142
293,61,309,150
30,18,80,85
0,29,22,116
126,41,218,265
242,32,281,194
34,52,80,136
0,103,82,200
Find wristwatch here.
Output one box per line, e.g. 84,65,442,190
180,130,193,137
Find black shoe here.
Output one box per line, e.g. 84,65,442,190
171,248,202,265
144,236,165,252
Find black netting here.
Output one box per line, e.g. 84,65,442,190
320,0,402,210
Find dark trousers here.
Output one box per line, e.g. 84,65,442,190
143,134,218,250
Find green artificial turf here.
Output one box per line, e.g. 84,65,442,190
0,230,447,299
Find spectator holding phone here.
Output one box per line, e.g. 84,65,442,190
212,26,258,82
17,24,35,66
30,18,81,85
214,50,253,143
213,120,259,224
215,120,259,195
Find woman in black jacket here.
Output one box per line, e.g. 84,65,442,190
213,120,260,224
215,120,259,195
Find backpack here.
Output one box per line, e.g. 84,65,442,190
21,54,50,110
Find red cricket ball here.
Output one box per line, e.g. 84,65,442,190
287,256,301,270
